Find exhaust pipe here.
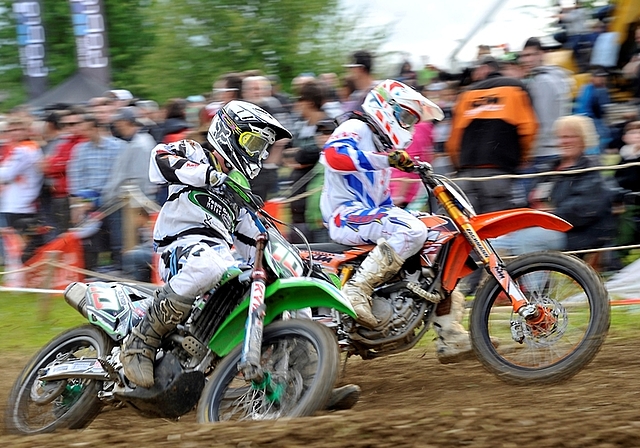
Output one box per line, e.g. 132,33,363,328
63,282,89,318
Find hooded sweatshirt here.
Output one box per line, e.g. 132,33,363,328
526,65,573,158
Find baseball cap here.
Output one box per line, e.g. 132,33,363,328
591,67,608,77
316,118,337,134
475,55,501,71
112,106,142,124
344,50,373,73
107,89,134,101
135,99,159,112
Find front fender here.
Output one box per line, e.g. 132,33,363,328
441,208,572,291
208,277,355,357
471,208,572,239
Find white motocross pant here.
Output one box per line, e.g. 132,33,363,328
157,236,313,319
328,203,428,260
157,236,237,301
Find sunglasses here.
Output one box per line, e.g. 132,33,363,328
62,121,83,127
316,128,334,136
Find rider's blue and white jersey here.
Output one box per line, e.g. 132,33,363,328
319,119,393,224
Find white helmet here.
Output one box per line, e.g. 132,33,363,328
362,79,444,150
207,100,291,179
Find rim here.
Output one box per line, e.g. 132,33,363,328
485,267,592,370
214,334,319,421
10,334,102,433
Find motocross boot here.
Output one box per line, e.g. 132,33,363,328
432,288,474,364
342,238,404,329
121,283,192,388
325,384,361,411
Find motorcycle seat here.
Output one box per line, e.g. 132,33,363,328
295,242,354,254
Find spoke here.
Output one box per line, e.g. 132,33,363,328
488,267,592,369
17,342,97,431
217,333,315,421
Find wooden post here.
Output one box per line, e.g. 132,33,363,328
121,187,138,252
39,250,62,320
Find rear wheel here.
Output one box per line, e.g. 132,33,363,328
197,319,340,422
4,325,113,434
470,252,610,385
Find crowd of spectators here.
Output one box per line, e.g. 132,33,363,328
1,12,640,284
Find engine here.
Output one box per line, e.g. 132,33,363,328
345,270,436,359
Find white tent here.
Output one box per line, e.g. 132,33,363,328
605,258,640,301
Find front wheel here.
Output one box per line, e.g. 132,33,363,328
470,251,610,385
197,319,340,423
4,325,113,434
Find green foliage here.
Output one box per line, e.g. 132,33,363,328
133,0,388,103
40,1,77,86
103,0,156,88
0,0,387,110
0,0,154,110
0,1,27,109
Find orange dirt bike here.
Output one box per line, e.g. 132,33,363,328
299,161,610,384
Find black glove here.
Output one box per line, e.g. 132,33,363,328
388,150,414,172
250,191,265,209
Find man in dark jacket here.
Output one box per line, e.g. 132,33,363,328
446,56,538,213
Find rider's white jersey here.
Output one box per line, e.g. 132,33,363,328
149,139,257,262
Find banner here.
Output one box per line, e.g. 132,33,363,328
13,0,48,99
1,228,85,289
68,0,110,86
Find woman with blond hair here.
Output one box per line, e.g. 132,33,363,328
493,114,615,255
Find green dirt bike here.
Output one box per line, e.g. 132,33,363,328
4,170,356,435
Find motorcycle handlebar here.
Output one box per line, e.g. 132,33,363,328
412,161,440,189
413,161,433,172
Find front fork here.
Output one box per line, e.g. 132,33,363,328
238,234,268,382
433,186,542,325
237,233,289,401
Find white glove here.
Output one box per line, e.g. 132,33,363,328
209,170,227,187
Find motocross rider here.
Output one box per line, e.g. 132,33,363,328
121,100,360,409
320,79,472,363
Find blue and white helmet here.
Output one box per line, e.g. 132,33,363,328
207,100,292,179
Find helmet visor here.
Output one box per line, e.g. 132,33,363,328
238,131,270,159
395,106,420,130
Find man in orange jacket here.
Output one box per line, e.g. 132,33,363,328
446,56,538,214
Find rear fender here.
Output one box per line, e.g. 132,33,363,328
440,209,571,291
207,277,355,356
300,246,372,274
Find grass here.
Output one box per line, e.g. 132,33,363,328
1,291,640,355
608,304,640,339
0,291,85,355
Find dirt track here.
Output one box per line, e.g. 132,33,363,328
2,334,640,447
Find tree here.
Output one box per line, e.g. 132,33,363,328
0,0,387,111
131,0,387,103
0,2,30,108
104,0,156,88
0,0,153,111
